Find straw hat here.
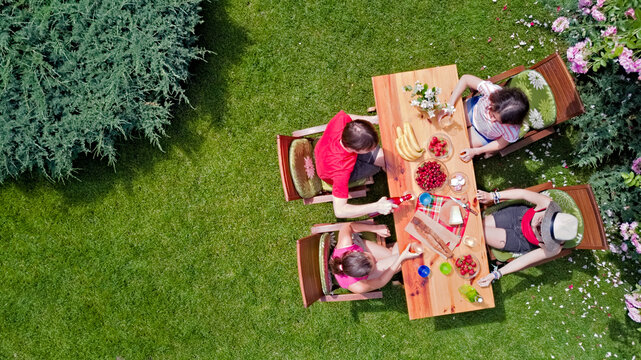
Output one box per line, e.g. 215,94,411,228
539,201,578,253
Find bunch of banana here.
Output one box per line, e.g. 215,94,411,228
395,122,424,161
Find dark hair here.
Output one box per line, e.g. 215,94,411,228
489,88,530,125
341,120,379,151
329,251,372,278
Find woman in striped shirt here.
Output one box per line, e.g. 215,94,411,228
437,74,529,161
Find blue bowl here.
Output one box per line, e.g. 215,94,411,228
418,192,432,207
418,265,431,278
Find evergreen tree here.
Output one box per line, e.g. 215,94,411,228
0,0,205,181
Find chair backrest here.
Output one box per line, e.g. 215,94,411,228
530,53,585,124
277,135,303,202
296,233,324,308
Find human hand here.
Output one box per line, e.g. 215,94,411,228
373,224,391,238
459,148,477,162
400,244,422,261
476,190,493,205
478,273,494,287
375,197,397,215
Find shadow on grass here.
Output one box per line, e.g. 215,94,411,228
9,0,249,204
474,128,586,191
347,284,414,323
607,318,641,358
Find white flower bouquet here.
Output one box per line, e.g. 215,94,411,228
404,81,445,118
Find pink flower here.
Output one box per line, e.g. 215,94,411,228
601,26,617,37
579,0,592,9
619,47,639,74
591,7,606,21
552,17,570,33
596,0,605,8
632,157,641,175
620,242,628,253
557,6,561,12
628,307,641,323
503,5,507,10
625,8,637,20
569,284,574,290
610,243,620,253
625,293,641,308
567,39,591,73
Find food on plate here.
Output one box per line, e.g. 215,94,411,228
428,135,449,157
454,254,478,277
448,206,463,226
415,161,447,191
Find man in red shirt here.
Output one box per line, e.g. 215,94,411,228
314,110,395,218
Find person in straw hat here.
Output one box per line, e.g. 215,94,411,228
476,188,579,287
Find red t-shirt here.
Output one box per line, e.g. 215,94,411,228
314,111,356,199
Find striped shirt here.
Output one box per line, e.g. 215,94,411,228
472,81,521,143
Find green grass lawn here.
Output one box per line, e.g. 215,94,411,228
2,0,640,358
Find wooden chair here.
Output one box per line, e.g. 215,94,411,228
485,182,608,270
464,53,585,157
277,115,378,204
297,220,385,308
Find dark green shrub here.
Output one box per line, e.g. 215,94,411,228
0,0,205,181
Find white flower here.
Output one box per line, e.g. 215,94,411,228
425,88,433,97
529,108,544,128
528,71,546,89
421,100,429,108
435,87,442,95
416,83,424,92
411,100,420,106
428,110,435,118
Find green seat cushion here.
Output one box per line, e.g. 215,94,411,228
484,188,585,261
506,70,557,138
321,177,369,193
289,139,322,199
319,232,334,296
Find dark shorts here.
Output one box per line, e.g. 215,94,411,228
349,146,381,182
491,205,539,253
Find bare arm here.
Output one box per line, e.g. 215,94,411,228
332,196,396,219
461,138,510,161
347,245,418,293
346,113,378,124
335,222,390,248
446,74,484,108
478,188,552,210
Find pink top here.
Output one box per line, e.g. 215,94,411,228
472,81,521,143
332,244,368,288
314,111,357,199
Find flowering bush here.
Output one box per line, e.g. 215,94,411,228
403,81,444,118
553,0,641,78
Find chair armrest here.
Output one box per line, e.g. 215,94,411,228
311,220,376,234
488,65,526,84
292,124,328,137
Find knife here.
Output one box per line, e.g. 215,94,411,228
449,196,478,216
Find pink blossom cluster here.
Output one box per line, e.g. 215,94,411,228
618,47,641,79
600,25,616,37
579,0,607,20
632,157,641,175
625,7,637,20
620,222,641,254
625,292,641,323
552,16,570,33
567,39,591,73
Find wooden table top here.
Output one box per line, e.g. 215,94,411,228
372,65,495,320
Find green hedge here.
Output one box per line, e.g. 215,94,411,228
0,0,205,181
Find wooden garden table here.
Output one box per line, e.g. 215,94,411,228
372,65,495,320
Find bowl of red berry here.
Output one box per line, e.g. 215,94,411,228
454,254,479,279
427,133,452,160
415,160,448,192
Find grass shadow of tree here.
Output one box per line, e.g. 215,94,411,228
8,0,249,205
